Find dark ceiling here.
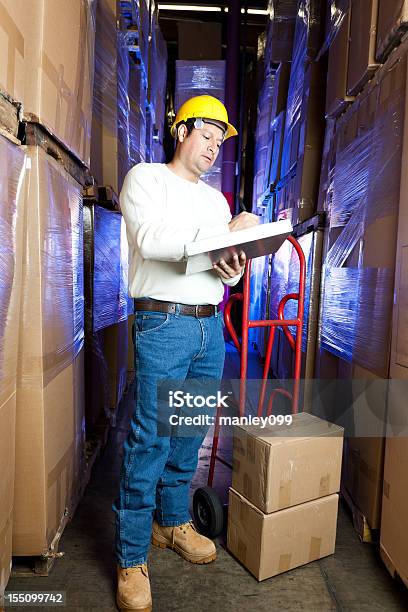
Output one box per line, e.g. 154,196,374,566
158,1,269,50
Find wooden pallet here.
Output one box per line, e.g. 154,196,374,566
10,431,109,578
380,544,408,589
0,90,20,142
341,486,379,543
83,184,120,212
23,122,93,187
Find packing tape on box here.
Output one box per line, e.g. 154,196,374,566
233,434,245,456
243,474,253,500
319,474,331,497
0,510,12,555
237,538,247,563
359,456,377,484
309,536,322,561
239,500,250,525
47,442,75,538
232,458,240,473
278,553,292,572
278,479,292,509
246,436,256,463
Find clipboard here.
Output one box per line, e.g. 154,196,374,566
184,219,293,275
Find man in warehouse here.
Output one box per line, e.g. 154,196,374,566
114,95,259,612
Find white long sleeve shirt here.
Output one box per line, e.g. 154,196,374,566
119,162,242,305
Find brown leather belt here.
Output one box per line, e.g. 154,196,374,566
134,299,218,318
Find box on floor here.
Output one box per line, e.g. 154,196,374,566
0,134,26,598
228,489,339,581
13,146,85,556
380,70,408,585
0,0,94,166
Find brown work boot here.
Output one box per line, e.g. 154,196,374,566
151,519,217,564
116,563,152,612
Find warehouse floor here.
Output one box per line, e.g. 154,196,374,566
7,345,408,612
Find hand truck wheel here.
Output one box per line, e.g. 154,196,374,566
193,486,224,538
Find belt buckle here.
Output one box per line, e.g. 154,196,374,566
195,305,200,318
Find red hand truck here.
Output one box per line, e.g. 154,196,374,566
192,235,306,537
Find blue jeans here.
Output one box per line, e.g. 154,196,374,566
112,306,225,568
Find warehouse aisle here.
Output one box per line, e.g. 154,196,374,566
7,347,407,612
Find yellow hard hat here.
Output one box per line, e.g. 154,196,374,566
171,95,238,140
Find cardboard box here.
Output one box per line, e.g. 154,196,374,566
103,320,129,415
376,0,408,62
90,0,122,193
0,0,94,166
346,0,379,96
270,63,291,124
127,315,135,374
267,111,285,187
0,396,15,600
232,413,343,514
380,438,408,588
227,489,339,581
278,62,325,222
264,0,298,64
379,52,408,587
0,135,26,597
13,146,85,555
178,21,222,60
326,9,354,118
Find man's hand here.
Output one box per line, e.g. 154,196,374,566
228,211,260,232
213,251,246,279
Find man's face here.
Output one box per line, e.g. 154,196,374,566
177,121,225,177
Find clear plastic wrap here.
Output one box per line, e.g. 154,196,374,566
92,0,147,192
175,60,226,190
0,136,26,405
265,0,298,65
320,0,350,57
281,0,323,178
92,0,118,133
252,70,276,211
149,17,168,162
84,204,128,333
319,49,406,374
18,147,84,388
129,62,147,165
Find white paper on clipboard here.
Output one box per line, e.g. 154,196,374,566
184,219,293,275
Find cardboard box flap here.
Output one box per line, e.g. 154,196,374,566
234,412,344,446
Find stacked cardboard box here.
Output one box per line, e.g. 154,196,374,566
379,68,408,583
13,146,86,556
0,135,26,605
265,0,298,65
149,16,168,163
275,0,325,225
0,0,97,572
376,0,408,62
268,216,324,410
83,200,130,434
175,60,226,191
0,0,95,166
315,39,408,531
227,412,343,580
90,0,147,194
